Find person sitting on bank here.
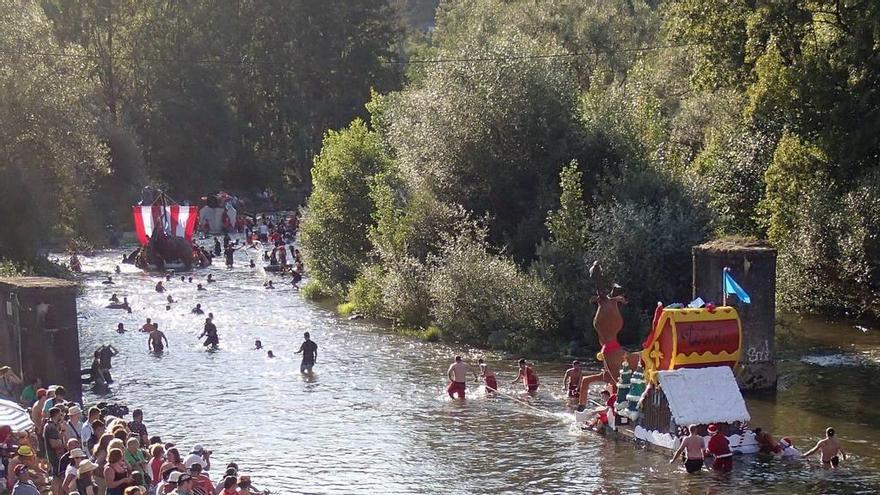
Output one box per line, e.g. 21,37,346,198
803,427,847,468
670,424,705,474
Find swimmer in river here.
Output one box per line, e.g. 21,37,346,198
165,304,171,311
188,276,193,283
166,295,175,304
264,280,275,289
197,283,207,291
254,340,262,350
155,281,165,293
803,427,847,468
477,358,497,395
267,350,275,358
207,274,215,283
224,243,242,268
115,265,121,274
180,275,186,282
148,323,168,353
109,293,119,303
103,276,114,285
295,332,318,374
512,359,539,392
191,304,204,315
213,237,222,256
141,318,153,332
165,274,172,282
670,424,705,473
563,360,583,400
199,317,219,349
116,323,126,334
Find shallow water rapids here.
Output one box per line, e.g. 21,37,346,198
73,245,880,494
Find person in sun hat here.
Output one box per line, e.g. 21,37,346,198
705,423,733,472
59,439,86,492
76,459,100,495
169,472,193,495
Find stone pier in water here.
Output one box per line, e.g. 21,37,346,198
0,277,82,403
692,240,778,391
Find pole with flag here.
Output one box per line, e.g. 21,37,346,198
723,267,751,305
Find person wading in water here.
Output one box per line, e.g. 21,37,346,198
562,360,583,400
447,356,474,400
148,323,169,354
295,332,317,374
803,427,847,468
512,359,539,392
670,425,705,473
199,318,219,349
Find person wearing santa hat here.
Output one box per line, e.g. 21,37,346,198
705,424,733,472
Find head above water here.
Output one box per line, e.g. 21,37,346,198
255,340,262,348
267,350,274,358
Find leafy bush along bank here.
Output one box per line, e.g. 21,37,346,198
301,1,880,352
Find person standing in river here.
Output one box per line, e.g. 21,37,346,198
512,359,539,393
562,360,582,399
149,323,169,353
295,332,317,373
803,427,847,468
447,356,474,400
670,424,705,473
199,318,219,349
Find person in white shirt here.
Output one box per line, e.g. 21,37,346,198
183,444,211,471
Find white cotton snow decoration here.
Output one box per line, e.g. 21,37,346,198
656,366,750,426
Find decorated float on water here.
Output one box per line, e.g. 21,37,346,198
123,190,211,271
575,264,764,456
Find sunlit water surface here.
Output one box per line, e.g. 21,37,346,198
73,245,880,494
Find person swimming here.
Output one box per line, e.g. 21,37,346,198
115,265,121,274
155,281,165,293
254,340,263,350
188,276,193,283
207,274,215,283
165,274,172,282
109,293,120,303
192,304,204,315
103,276,114,285
265,280,275,289
267,350,275,358
116,323,126,334
166,295,175,304
180,275,186,282
197,283,207,291
249,259,256,268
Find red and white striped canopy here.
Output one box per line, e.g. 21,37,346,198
133,205,199,245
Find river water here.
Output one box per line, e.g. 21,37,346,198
73,246,880,494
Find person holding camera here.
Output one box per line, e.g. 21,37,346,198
183,445,210,472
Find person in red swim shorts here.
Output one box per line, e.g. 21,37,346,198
512,359,539,392
477,358,498,395
447,356,475,400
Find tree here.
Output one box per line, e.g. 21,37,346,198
299,119,393,295
0,2,108,259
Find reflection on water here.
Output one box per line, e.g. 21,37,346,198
74,247,880,494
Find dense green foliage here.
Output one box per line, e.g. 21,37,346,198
301,0,880,353
4,0,879,349
0,0,405,264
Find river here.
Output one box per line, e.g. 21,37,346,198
73,246,880,494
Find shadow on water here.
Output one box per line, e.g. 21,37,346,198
70,245,880,494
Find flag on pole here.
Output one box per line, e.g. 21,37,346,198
723,269,751,304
